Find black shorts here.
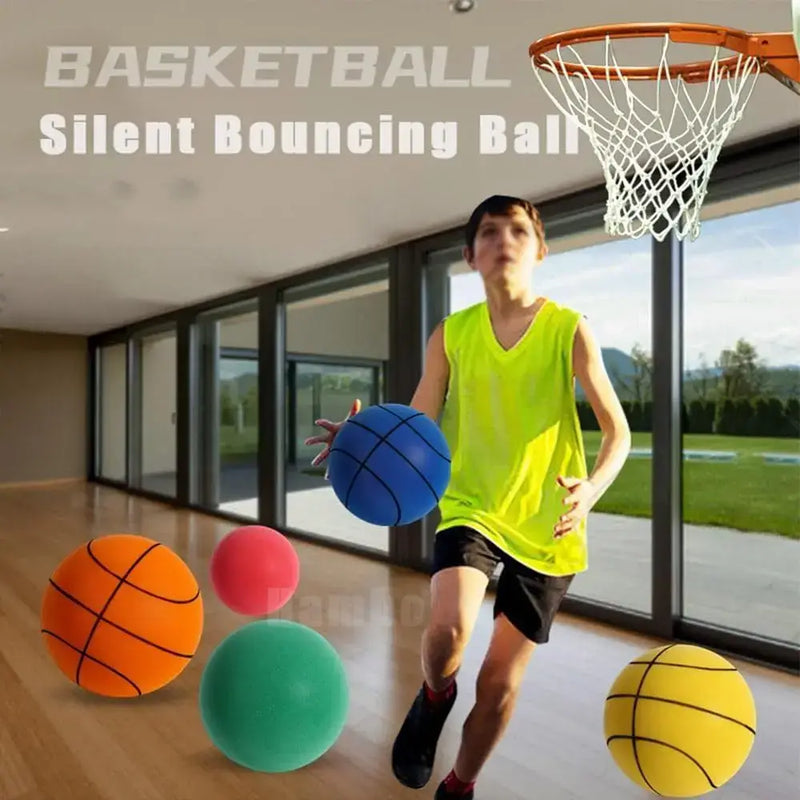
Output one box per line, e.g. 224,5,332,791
431,526,574,644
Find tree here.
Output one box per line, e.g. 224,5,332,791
752,398,772,436
715,398,737,435
219,384,236,426
766,397,784,437
786,398,800,437
688,398,713,434
734,398,754,435
716,338,767,401
242,386,258,427
615,343,653,405
688,352,715,402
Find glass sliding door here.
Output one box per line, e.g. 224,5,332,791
131,327,177,497
98,342,127,482
217,347,258,517
281,263,390,554
193,303,259,519
682,191,800,645
288,358,381,468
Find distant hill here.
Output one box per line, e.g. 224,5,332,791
763,368,800,399
577,348,638,401
220,370,257,399
683,366,799,401
582,351,799,402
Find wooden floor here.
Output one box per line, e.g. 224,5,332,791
0,482,797,800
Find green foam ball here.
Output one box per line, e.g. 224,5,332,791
199,619,349,772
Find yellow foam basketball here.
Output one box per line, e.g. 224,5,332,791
603,644,756,797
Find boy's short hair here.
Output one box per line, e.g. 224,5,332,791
464,194,548,260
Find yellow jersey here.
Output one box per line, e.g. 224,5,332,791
435,298,589,576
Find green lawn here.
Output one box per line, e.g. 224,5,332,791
219,425,258,465
583,432,799,538
222,424,799,538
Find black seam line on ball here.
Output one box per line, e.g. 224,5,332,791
41,629,142,695
331,409,449,521
605,735,718,791
47,578,197,659
86,539,200,603
75,542,161,686
631,643,677,794
327,448,403,525
606,693,755,735
377,405,451,461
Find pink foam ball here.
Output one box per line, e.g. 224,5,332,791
210,526,300,616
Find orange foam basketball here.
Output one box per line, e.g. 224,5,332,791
40,534,203,698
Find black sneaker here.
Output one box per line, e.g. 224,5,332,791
391,682,457,789
435,780,474,800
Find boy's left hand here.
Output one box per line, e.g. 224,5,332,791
553,475,597,538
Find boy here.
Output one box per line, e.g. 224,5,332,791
305,195,631,799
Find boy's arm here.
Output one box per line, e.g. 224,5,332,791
573,317,631,498
555,316,631,538
409,321,450,422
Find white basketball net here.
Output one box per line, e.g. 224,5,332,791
532,35,762,241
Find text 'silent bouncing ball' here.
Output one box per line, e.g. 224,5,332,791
604,644,757,797
209,525,300,616
41,534,203,697
199,619,349,772
327,403,451,526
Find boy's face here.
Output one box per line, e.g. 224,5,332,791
464,207,542,283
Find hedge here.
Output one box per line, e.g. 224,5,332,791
577,397,799,437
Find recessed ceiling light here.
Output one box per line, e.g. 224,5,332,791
0,228,9,233
450,0,475,11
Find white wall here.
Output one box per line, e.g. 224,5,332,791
0,329,87,485
219,311,258,348
287,289,389,360
208,291,390,359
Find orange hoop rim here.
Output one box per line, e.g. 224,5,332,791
529,21,799,83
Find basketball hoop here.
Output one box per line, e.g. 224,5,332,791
529,23,800,241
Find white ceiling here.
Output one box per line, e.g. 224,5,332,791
1,0,798,335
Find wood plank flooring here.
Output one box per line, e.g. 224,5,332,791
0,482,797,800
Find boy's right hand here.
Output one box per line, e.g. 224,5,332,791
304,398,362,470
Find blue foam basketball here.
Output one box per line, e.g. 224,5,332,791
327,403,451,526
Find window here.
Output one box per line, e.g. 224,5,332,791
682,192,800,644
98,343,126,482
282,266,390,554
194,305,259,519
288,359,381,468
133,328,177,497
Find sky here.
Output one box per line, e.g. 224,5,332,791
450,199,800,371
